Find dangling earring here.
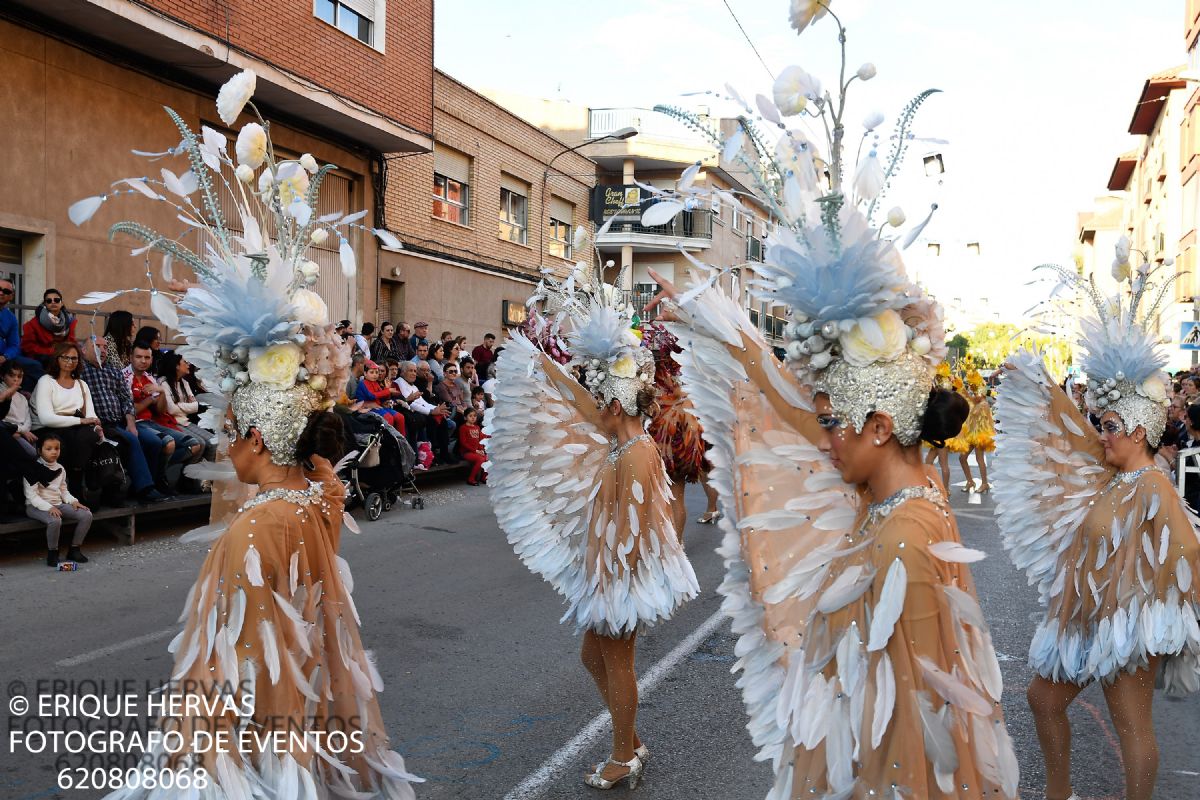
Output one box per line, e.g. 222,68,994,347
874,438,882,446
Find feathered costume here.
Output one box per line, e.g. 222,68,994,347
642,322,709,484
640,6,1018,797
994,259,1200,692
963,371,995,452
72,70,419,798
485,269,698,637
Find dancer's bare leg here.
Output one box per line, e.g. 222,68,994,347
581,632,641,752
596,632,640,780
670,481,687,544
937,449,950,489
702,478,718,516
1027,675,1086,800
1103,657,1161,800
959,451,974,491
976,448,990,490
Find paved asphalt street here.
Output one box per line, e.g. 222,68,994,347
1,459,1199,800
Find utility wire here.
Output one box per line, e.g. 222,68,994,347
720,0,774,82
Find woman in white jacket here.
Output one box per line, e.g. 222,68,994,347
31,341,102,497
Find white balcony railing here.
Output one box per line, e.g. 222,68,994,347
588,107,717,146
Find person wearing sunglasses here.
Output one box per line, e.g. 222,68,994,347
994,258,1200,800
21,288,77,371
0,278,46,390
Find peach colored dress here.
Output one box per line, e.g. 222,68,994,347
669,286,1018,799
485,336,698,638
106,459,418,799
995,352,1200,693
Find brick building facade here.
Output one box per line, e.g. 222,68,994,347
0,0,432,338
380,71,596,345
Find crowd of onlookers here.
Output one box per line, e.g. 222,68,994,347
0,277,505,566
337,320,500,487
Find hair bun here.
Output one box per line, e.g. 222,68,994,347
919,388,969,448
295,411,346,465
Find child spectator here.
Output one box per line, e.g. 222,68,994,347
458,407,487,486
1,362,37,457
470,385,490,415
27,432,93,567
355,361,406,433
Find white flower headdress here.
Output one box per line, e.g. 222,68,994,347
1035,239,1177,446
69,70,399,463
643,3,945,444
530,255,654,417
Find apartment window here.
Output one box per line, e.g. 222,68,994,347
431,145,471,225
499,175,529,245
927,243,941,257
966,242,981,256
433,176,469,225
315,0,381,48
732,205,744,234
548,196,574,259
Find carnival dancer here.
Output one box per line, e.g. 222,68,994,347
486,267,699,790
993,256,1200,800
71,70,419,798
642,321,720,539
960,367,995,493
635,3,1019,795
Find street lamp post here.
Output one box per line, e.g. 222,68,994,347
539,127,638,273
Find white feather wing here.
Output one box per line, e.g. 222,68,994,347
485,334,608,607
668,282,861,786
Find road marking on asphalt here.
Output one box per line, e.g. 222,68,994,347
502,609,727,800
953,509,995,523
56,627,176,668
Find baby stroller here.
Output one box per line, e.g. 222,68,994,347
339,412,422,520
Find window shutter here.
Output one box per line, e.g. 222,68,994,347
500,173,529,196
341,0,376,21
433,146,471,184
549,196,573,224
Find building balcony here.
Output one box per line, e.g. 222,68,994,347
596,210,714,252
584,107,717,171
746,235,764,263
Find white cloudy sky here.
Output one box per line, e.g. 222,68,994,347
435,0,1184,320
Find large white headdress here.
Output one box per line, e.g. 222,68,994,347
1036,243,1175,447
642,5,946,444
69,70,399,463
530,260,654,417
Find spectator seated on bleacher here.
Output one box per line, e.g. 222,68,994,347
21,289,77,371
79,336,167,502
129,344,204,490
155,350,217,460
30,341,100,499
27,431,93,567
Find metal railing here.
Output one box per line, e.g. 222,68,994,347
588,107,718,145
598,210,713,241
746,236,764,262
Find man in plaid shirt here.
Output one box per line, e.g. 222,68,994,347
80,335,167,501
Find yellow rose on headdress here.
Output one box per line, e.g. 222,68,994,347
839,310,907,367
610,354,638,379
248,343,304,389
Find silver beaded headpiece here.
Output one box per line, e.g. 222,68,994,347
1035,250,1175,447
231,382,323,465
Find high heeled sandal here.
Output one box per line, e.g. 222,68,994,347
977,482,991,494
594,745,648,773
696,511,721,524
584,754,643,790
961,481,976,493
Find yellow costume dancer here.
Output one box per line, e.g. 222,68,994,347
943,375,972,455
963,369,996,453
